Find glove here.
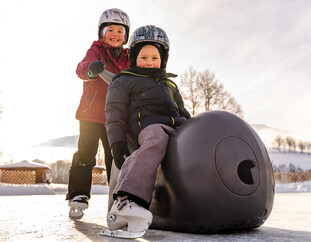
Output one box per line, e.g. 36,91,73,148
87,60,105,78
173,116,187,127
179,108,191,120
111,141,130,169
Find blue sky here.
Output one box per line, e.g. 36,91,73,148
0,0,310,157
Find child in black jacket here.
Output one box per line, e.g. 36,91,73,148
104,25,190,236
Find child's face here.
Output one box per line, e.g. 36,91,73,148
136,45,161,68
103,24,125,47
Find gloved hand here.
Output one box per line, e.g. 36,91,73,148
87,60,105,78
173,116,187,127
179,108,191,119
111,141,130,169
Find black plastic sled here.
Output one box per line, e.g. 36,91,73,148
108,110,275,234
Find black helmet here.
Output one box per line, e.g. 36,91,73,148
98,8,130,44
128,25,170,68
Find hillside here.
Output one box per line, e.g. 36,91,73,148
34,124,294,150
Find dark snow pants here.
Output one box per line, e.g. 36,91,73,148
66,120,113,200
113,124,174,206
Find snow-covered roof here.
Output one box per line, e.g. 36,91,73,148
0,160,51,169
93,166,105,170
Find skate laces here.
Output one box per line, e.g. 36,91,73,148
116,196,130,210
72,195,89,204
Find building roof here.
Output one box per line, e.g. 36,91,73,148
93,165,106,170
0,160,51,169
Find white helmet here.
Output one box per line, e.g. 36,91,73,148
98,8,130,44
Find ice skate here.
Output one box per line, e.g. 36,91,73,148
68,195,89,220
100,196,153,238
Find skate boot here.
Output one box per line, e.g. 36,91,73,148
100,196,153,238
69,195,89,220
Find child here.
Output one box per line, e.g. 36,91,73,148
67,8,130,220
104,25,190,237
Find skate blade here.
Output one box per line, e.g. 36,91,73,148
69,208,84,220
100,228,146,239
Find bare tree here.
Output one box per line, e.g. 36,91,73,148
196,70,218,111
306,142,311,155
285,136,295,152
297,140,305,153
96,140,105,167
0,95,3,158
180,67,201,116
180,67,244,118
51,159,71,184
273,135,284,152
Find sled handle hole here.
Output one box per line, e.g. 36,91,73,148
237,160,256,185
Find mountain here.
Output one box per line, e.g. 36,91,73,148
35,124,290,149
251,124,292,147
36,135,79,148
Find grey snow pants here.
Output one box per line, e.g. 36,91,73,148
113,124,175,204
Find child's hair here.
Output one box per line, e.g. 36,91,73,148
128,25,170,68
98,8,130,44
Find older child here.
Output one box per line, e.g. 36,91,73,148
104,25,190,237
67,8,130,220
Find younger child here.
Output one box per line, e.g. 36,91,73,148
104,25,190,236
67,8,130,219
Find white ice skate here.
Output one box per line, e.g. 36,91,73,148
68,195,89,220
100,196,153,239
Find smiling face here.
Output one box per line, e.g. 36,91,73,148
136,45,161,68
103,24,125,47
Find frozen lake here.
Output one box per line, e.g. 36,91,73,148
0,193,310,241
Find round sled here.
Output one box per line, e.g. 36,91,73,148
109,110,275,233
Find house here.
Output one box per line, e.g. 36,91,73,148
0,160,51,184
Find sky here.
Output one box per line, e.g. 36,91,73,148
0,0,311,161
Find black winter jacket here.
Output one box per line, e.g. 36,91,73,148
105,67,190,148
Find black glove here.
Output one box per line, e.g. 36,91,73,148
111,141,130,169
87,60,105,78
173,116,187,127
179,108,191,120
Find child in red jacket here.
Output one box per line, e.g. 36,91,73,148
67,8,130,220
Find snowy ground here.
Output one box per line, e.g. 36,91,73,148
1,180,311,196
268,148,311,171
0,182,311,241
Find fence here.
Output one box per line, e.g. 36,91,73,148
0,170,36,184
92,173,107,185
274,170,311,184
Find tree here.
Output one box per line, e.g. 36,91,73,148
179,67,244,118
0,96,3,158
306,142,311,155
96,140,105,167
50,159,71,184
285,136,295,152
273,135,284,152
196,70,218,111
180,67,201,116
298,140,306,153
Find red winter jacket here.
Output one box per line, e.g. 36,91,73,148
75,41,129,124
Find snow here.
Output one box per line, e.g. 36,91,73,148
268,148,311,171
0,181,311,196
0,183,108,196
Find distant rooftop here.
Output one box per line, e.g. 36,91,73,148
0,160,51,169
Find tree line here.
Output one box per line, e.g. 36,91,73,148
273,135,311,154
